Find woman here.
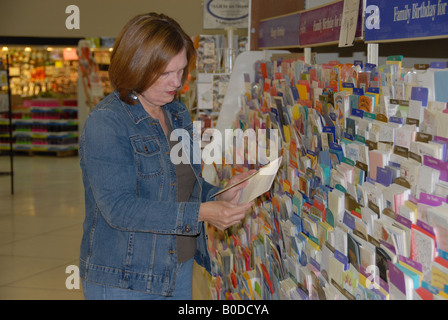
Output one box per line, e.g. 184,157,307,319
79,12,253,300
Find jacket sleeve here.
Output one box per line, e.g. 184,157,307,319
201,178,221,203
80,107,202,236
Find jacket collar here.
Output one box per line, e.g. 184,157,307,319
115,91,184,125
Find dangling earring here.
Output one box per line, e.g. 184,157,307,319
129,90,139,101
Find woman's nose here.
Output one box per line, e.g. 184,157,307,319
169,73,182,88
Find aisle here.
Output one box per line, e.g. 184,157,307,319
0,155,85,300
0,155,210,300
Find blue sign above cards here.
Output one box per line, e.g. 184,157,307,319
365,0,448,42
258,12,301,48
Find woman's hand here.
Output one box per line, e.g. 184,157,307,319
199,201,253,231
199,170,256,230
216,169,256,204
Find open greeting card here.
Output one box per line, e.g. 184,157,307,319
212,157,283,204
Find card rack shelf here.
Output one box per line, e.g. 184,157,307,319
9,98,79,155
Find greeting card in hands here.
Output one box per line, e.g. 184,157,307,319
212,157,283,204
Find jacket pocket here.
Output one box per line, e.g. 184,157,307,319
130,135,163,178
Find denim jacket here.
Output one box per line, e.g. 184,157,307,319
79,91,219,296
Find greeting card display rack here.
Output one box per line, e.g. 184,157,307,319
203,0,448,300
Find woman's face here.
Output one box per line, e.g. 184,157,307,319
141,48,187,108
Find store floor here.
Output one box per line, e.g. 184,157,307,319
0,155,210,300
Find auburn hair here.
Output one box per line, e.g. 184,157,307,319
109,12,196,105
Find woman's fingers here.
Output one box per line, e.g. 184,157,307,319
217,169,257,203
219,202,253,229
199,201,253,231
229,169,256,188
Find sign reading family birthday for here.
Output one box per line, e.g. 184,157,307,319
365,0,448,42
203,0,249,29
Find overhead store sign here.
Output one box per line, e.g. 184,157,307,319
203,0,249,29
257,0,363,48
365,0,448,42
299,1,345,46
299,0,363,46
258,13,301,49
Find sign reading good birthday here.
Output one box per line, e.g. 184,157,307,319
365,0,448,42
258,13,301,49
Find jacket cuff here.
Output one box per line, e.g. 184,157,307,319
177,201,201,235
205,186,221,202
